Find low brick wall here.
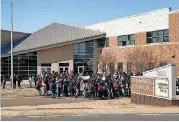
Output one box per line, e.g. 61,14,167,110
131,93,179,106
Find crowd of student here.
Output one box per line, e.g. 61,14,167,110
34,71,132,100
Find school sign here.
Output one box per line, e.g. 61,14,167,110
131,64,179,106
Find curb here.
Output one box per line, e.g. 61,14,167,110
2,113,179,118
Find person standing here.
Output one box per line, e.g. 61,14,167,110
29,75,32,88
1,75,3,88
1,75,6,89
56,76,62,98
63,76,69,97
42,83,47,97
50,78,57,99
13,74,17,89
34,75,37,87
89,81,96,100
73,78,81,100
31,75,35,87
36,78,42,98
17,75,22,89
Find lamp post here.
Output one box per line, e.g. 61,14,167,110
10,0,14,89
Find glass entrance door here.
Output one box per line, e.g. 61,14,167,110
59,67,69,74
41,67,51,74
78,66,84,74
59,63,69,74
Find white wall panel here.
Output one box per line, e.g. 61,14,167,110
86,8,170,37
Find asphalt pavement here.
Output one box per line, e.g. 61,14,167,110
2,114,179,121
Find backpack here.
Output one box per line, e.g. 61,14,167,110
98,85,103,91
90,83,95,90
50,82,56,91
114,83,119,88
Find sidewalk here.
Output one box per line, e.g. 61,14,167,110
1,98,179,117
2,96,86,107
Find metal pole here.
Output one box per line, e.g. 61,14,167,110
10,0,14,89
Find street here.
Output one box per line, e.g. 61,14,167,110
2,114,179,121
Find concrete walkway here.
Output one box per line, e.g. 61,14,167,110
2,97,87,107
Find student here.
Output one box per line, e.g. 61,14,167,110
89,81,96,100
73,78,81,100
42,83,47,97
50,79,57,99
29,76,32,88
56,76,62,97
1,75,6,89
36,78,42,98
17,75,22,89
13,74,17,89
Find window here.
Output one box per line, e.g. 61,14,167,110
109,63,115,72
159,62,167,67
148,62,154,70
147,29,169,43
41,63,51,67
137,64,143,72
59,63,69,66
118,63,123,72
118,34,135,46
98,38,109,48
102,64,106,72
127,62,132,73
74,41,94,74
105,38,109,47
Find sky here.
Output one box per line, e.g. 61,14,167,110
1,0,179,33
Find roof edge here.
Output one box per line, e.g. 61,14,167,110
86,7,171,27
170,10,179,14
1,34,106,57
1,29,31,34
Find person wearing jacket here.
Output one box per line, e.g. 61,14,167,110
50,78,57,99
56,76,62,97
17,75,22,89
36,78,42,98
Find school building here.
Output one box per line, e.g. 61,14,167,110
1,7,179,79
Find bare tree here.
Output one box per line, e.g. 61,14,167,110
97,48,117,73
125,46,163,73
125,43,179,74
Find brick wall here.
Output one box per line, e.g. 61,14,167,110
169,11,179,43
169,11,179,76
98,12,179,76
131,93,179,106
135,32,146,45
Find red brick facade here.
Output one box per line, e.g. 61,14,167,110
99,12,179,76
169,12,179,43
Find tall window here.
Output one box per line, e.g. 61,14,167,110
1,51,37,80
41,63,51,74
137,63,143,72
98,38,109,48
148,62,154,70
159,62,167,67
118,62,123,72
102,64,106,72
118,34,135,46
127,62,132,73
147,29,169,43
109,63,115,73
74,41,94,73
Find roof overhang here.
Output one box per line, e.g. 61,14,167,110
1,33,106,57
